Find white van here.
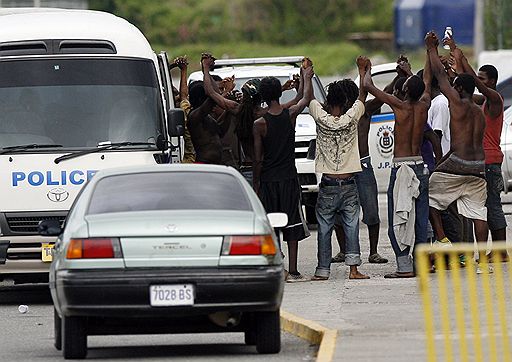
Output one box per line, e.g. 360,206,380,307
188,57,325,223
0,8,184,284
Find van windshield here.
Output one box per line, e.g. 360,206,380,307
0,58,163,149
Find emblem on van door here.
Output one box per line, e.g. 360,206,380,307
47,188,69,203
165,224,178,232
376,125,394,158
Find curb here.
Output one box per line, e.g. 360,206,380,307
280,310,337,362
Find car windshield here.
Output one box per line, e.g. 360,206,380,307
87,172,252,214
0,58,163,149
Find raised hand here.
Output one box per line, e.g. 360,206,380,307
221,75,235,93
281,79,295,91
443,33,456,51
302,57,313,69
303,64,314,79
174,56,188,70
397,54,409,64
396,57,412,77
425,31,439,50
201,52,216,70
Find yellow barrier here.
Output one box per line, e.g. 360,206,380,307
416,242,512,362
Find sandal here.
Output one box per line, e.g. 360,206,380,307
384,271,415,278
311,275,329,281
368,253,388,264
331,252,345,263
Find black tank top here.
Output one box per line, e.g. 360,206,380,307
261,109,297,182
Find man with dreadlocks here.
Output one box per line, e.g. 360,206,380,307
308,56,370,280
331,56,413,266
363,43,433,278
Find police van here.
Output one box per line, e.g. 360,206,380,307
0,8,184,284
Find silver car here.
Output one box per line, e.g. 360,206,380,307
42,164,287,359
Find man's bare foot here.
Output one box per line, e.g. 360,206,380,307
349,271,370,279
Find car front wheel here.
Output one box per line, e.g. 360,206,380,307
255,310,281,354
54,308,62,350
62,316,87,359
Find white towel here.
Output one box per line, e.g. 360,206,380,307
393,164,420,252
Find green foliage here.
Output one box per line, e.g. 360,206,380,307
484,0,512,50
157,41,363,76
89,0,394,46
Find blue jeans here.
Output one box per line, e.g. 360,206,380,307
485,163,507,231
356,157,380,225
315,176,361,278
387,164,429,273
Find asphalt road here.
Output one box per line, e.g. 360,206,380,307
0,289,316,362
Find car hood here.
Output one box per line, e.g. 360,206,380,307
84,210,256,237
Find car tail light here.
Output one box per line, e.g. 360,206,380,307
66,238,122,259
222,235,276,256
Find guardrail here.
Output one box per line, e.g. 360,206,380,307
416,242,511,362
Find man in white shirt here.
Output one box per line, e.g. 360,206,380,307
309,56,369,280
427,76,451,155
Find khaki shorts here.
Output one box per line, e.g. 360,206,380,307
429,172,487,221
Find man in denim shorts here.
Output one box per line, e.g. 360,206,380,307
309,56,370,280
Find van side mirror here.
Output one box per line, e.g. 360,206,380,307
38,219,62,236
167,108,185,137
267,213,288,228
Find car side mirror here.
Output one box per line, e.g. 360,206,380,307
267,213,288,228
38,219,62,236
167,108,185,137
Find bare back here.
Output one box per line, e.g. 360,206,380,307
393,101,429,158
449,98,486,161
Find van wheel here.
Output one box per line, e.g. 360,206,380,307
305,205,317,225
62,316,87,359
255,310,281,354
54,308,62,350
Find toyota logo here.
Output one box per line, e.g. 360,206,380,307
165,224,178,233
47,188,69,203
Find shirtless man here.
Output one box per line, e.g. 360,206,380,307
445,36,507,260
187,67,231,164
363,47,433,278
332,56,413,266
426,32,490,269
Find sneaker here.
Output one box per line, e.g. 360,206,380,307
286,272,308,283
433,237,452,248
476,265,494,274
368,253,388,264
331,252,345,263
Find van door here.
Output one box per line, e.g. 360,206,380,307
157,51,182,163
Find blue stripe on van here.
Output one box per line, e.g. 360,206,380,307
371,113,395,123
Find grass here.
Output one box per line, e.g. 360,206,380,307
156,41,364,76
155,42,478,77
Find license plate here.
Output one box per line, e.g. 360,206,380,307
150,284,194,306
41,243,54,262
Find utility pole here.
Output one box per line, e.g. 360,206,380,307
474,0,485,56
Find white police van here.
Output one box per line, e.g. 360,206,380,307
188,57,326,223
0,8,184,284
